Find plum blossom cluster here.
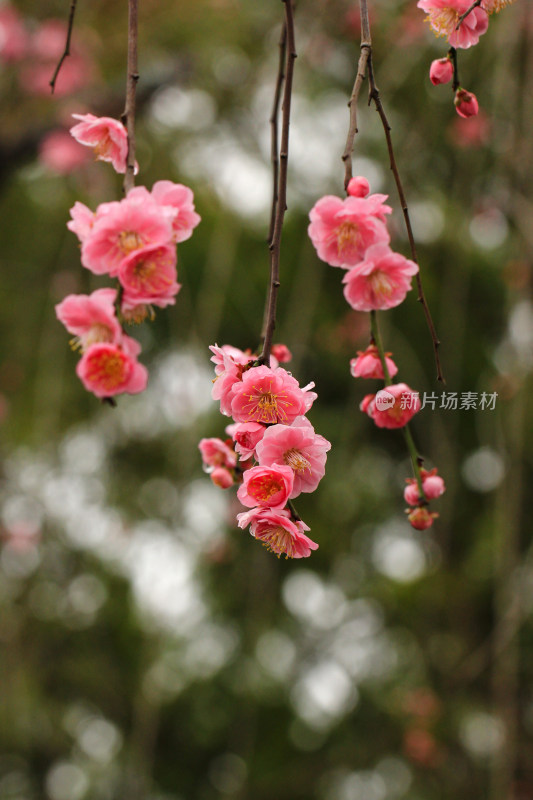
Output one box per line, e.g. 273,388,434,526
56,115,200,399
199,345,331,559
308,176,445,528
419,0,517,118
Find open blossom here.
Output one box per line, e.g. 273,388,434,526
70,113,133,174
454,88,479,118
231,365,317,425
236,464,294,509
429,57,453,85
151,181,201,243
255,416,331,498
211,467,234,489
350,344,398,380
362,383,421,429
198,438,237,470
342,243,419,312
308,192,391,268
80,194,174,276
119,243,180,310
76,335,147,398
417,0,489,48
55,288,122,350
237,508,318,559
404,468,446,505
227,422,266,461
210,345,255,416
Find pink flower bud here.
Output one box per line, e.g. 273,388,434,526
404,482,420,506
211,467,234,489
271,343,292,363
407,507,438,531
423,474,445,500
454,89,479,119
429,58,453,86
347,176,370,198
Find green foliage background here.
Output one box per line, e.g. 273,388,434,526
1,1,532,799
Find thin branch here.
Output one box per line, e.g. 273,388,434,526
49,0,78,94
122,0,139,195
268,22,287,246
259,0,296,366
449,47,460,91
366,50,445,383
456,0,483,28
342,0,371,189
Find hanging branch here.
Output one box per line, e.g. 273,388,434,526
450,47,460,91
343,0,445,383
259,0,296,366
366,53,445,382
49,0,78,94
268,22,288,246
122,0,139,195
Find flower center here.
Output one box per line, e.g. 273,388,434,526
431,7,459,35
94,132,112,158
85,323,114,348
258,526,295,559
250,474,283,503
283,448,311,474
118,230,143,254
370,270,393,299
336,221,359,254
87,350,128,391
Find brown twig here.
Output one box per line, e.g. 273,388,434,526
268,22,287,246
49,0,78,94
449,47,460,91
342,0,371,190
121,0,139,194
259,0,296,366
456,0,483,28
366,52,445,382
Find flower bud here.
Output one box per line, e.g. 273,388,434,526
407,507,438,531
210,467,234,489
347,176,370,198
429,58,453,86
454,89,479,119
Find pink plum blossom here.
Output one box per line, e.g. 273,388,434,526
227,422,267,461
482,0,516,12
81,194,174,276
55,288,122,350
119,243,180,310
347,176,370,198
151,181,201,243
198,438,237,470
210,345,255,416
236,464,294,509
308,193,391,268
404,468,446,505
429,57,453,85
231,366,317,425
237,508,318,559
407,506,439,530
39,130,91,174
362,383,421,429
76,335,147,398
70,113,133,174
342,243,419,311
454,88,479,118
350,344,398,380
417,0,489,48
67,202,96,243
255,416,331,498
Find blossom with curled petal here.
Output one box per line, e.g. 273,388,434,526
342,243,418,312
237,508,318,559
417,0,488,48
231,365,316,425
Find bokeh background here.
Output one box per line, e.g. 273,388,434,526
1,1,532,798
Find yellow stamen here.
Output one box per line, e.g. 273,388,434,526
283,448,311,474
118,230,143,254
